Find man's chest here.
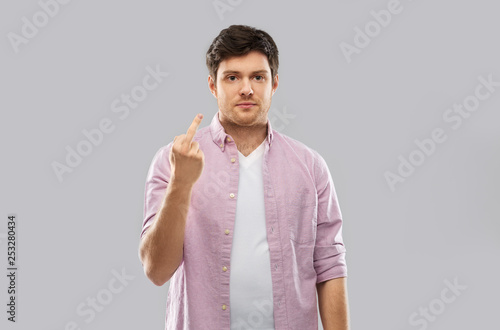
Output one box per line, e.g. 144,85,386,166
185,148,319,246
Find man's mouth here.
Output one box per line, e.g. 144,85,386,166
236,102,256,108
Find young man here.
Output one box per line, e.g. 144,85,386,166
139,25,350,330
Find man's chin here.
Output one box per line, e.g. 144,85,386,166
232,108,256,116
230,110,259,124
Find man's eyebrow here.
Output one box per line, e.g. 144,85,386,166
221,70,269,75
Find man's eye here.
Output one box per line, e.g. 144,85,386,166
254,76,264,81
228,76,237,81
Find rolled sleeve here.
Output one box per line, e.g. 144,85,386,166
140,143,173,240
312,152,347,283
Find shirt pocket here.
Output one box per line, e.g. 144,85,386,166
288,202,317,244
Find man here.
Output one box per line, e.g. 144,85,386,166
139,25,350,330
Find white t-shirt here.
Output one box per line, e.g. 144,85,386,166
230,139,275,329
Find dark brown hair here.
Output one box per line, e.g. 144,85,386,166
206,25,279,86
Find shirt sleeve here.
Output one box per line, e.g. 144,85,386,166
140,143,173,240
312,151,348,283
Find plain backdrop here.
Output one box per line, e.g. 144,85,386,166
1,0,499,329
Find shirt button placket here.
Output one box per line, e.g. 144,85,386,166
221,137,236,327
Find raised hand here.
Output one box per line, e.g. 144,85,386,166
169,113,205,187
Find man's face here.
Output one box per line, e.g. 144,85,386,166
208,50,278,128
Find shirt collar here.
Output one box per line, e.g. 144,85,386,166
210,110,274,152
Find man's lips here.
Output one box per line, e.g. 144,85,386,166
236,102,256,108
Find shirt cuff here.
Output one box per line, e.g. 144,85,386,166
314,245,347,283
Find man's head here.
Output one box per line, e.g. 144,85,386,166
206,25,279,85
206,25,279,128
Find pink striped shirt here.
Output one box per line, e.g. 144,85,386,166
141,111,347,329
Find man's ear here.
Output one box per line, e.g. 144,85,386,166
208,75,217,98
272,74,279,94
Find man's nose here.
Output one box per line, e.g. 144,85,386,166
239,78,253,96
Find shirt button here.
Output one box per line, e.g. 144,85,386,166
222,304,227,310
227,137,232,142
220,143,223,148
230,157,236,163
229,193,235,198
222,266,227,272
224,229,230,235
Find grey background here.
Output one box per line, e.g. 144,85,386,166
1,0,499,329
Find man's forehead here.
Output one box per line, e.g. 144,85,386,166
218,51,271,74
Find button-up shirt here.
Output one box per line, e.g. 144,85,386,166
141,110,348,330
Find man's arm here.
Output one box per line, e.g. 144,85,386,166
138,113,204,286
317,277,350,330
139,180,193,286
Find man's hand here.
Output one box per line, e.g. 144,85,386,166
169,113,204,186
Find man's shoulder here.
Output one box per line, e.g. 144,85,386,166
273,129,325,164
274,130,335,188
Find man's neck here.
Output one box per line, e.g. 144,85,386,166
220,119,267,157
